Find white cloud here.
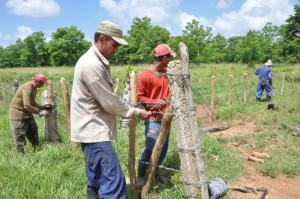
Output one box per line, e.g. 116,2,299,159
216,0,231,10
179,12,209,31
6,0,60,18
212,0,294,37
16,26,33,40
99,0,180,33
0,33,15,41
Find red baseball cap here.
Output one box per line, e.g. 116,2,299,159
34,73,47,84
154,44,176,57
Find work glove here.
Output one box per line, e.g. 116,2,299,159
39,104,53,111
39,110,49,117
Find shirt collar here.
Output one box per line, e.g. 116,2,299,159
91,44,109,66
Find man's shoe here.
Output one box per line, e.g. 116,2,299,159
137,174,145,188
17,146,25,155
256,97,261,102
137,161,146,188
154,170,171,184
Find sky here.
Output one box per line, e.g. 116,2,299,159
0,0,298,48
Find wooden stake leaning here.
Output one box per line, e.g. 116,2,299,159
141,106,173,198
128,71,137,196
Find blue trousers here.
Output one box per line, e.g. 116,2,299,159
81,142,126,199
140,121,170,170
256,82,272,99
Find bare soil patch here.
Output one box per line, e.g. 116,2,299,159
196,104,300,199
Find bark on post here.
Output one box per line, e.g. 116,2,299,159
209,76,215,122
292,72,294,96
2,83,9,107
168,60,202,199
60,78,77,148
281,72,285,97
179,42,209,199
243,73,248,104
120,76,131,127
128,71,137,195
45,80,56,142
60,78,70,130
141,106,173,198
228,75,233,106
13,79,19,94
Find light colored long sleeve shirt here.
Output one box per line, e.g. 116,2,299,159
71,45,140,143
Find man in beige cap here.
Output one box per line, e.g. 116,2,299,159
71,21,151,199
254,59,273,102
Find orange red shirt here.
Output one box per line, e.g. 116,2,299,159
137,68,170,118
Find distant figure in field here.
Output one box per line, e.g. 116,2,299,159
70,21,151,199
255,59,273,102
9,73,51,155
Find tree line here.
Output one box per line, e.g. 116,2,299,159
0,3,299,68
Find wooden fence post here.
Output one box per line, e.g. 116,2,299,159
209,76,215,122
60,78,70,130
179,42,209,199
228,75,233,106
292,72,295,96
168,59,206,199
128,71,137,196
141,107,173,198
243,73,248,103
42,80,57,142
120,76,131,127
281,72,285,97
2,83,9,107
60,77,77,148
13,79,18,94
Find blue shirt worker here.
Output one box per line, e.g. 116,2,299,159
254,59,273,102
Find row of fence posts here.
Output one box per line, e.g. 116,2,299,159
209,71,296,122
0,58,296,199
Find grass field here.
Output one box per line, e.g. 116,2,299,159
0,63,299,198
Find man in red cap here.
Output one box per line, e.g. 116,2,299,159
9,73,51,155
136,43,176,187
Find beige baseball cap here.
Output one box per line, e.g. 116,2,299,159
96,21,128,45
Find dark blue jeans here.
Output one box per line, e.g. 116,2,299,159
140,121,170,170
81,142,126,199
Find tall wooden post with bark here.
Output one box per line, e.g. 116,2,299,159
168,42,209,199
243,73,248,104
128,71,137,196
42,81,57,142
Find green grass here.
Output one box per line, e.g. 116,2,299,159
1,63,300,198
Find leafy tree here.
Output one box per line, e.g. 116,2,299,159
0,39,24,68
281,3,300,63
259,23,281,62
210,33,227,63
20,32,49,67
236,31,264,66
182,19,213,63
225,36,243,63
48,26,91,66
119,17,171,64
